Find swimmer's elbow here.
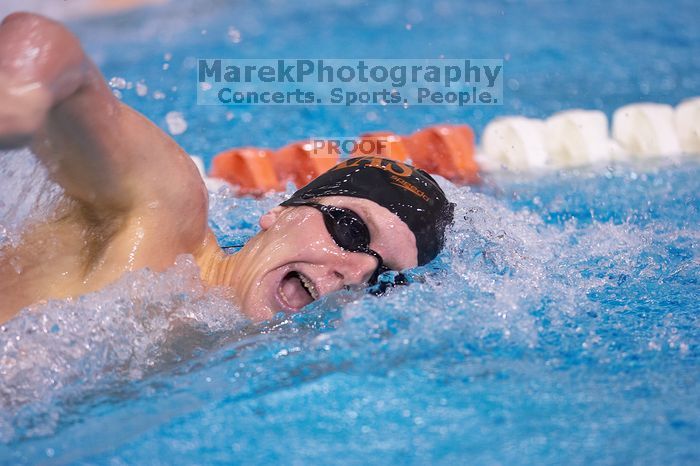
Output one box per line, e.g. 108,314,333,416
1,11,86,75
1,12,66,47
1,12,72,37
1,11,91,106
1,11,44,27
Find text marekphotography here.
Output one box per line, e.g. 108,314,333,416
197,59,503,106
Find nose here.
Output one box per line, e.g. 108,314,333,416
334,251,380,286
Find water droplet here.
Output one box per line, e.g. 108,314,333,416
165,112,188,135
135,81,148,97
227,26,242,43
108,77,127,89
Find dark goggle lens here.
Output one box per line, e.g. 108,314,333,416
304,202,390,286
324,208,371,251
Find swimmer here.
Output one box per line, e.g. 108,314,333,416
0,13,454,324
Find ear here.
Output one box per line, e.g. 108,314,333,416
259,206,285,230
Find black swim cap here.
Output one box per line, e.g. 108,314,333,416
280,156,455,265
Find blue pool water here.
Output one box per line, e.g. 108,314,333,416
1,0,699,464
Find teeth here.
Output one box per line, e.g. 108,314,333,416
298,273,319,300
279,287,290,305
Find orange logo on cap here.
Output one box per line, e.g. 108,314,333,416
389,175,430,201
332,157,414,178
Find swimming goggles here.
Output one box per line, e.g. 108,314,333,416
285,200,390,285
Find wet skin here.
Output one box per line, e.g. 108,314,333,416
0,13,418,323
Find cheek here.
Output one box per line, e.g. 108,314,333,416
241,221,335,318
265,214,335,261
389,237,419,269
371,225,418,270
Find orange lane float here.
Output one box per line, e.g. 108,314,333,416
271,141,339,189
404,125,480,184
210,148,282,195
351,132,409,161
209,123,481,194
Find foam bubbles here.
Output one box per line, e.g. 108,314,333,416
0,255,246,442
0,151,248,442
0,150,63,250
0,149,698,454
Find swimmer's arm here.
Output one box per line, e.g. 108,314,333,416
0,13,206,239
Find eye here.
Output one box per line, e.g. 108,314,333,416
334,216,370,250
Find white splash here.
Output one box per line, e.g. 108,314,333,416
165,111,188,135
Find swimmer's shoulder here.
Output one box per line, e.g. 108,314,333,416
104,102,210,250
58,108,211,278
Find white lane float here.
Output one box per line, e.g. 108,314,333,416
544,109,625,166
198,97,700,190
190,155,206,178
480,116,550,171
478,98,698,172
612,103,682,157
674,97,700,154
190,155,230,192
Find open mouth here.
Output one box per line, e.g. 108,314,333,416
278,270,319,310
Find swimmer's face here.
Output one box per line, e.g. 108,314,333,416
234,196,419,320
